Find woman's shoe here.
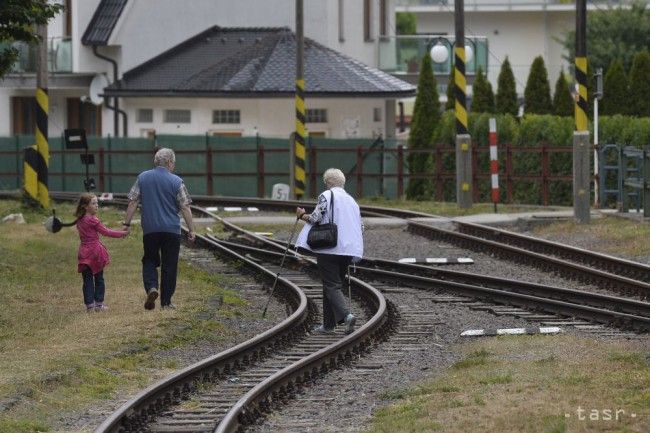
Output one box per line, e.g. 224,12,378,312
312,325,335,335
344,313,356,334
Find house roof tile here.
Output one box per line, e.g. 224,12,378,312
104,27,415,98
82,0,129,46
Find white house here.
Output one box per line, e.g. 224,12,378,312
393,0,625,97
1,0,415,139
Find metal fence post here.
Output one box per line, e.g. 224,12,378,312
506,143,513,203
99,147,105,191
356,146,363,198
397,145,404,199
640,146,650,218
309,145,317,198
542,142,549,206
15,135,20,189
257,143,265,198
206,143,213,196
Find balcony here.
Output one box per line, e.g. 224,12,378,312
396,0,638,12
379,35,488,77
6,37,72,74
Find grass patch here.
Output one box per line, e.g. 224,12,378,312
366,335,650,433
531,216,650,258
0,199,253,432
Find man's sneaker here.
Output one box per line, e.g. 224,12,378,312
312,325,335,335
161,303,177,310
94,303,108,312
144,288,158,310
344,313,356,334
85,303,95,313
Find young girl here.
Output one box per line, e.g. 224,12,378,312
75,193,128,312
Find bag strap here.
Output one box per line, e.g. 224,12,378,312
329,189,335,222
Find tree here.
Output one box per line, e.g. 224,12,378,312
471,66,495,113
524,56,552,114
628,50,650,116
406,53,440,200
561,3,650,74
396,12,416,35
495,57,518,115
602,59,629,115
552,68,574,116
0,0,64,78
445,69,455,111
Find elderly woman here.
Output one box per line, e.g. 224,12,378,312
295,168,364,334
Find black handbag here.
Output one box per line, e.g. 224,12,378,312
307,190,338,249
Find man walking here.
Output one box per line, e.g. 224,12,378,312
123,148,196,310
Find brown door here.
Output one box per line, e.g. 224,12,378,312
11,97,37,135
67,98,102,136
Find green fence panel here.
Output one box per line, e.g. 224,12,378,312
0,134,402,199
0,136,22,190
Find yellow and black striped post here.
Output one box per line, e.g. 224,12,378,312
574,25,588,131
293,0,305,199
294,78,306,199
25,89,49,208
573,0,590,223
25,24,49,208
454,47,468,136
455,0,472,209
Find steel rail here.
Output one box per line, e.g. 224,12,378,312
407,220,650,299
94,234,310,433
6,191,649,298
455,220,650,283
356,267,650,333
215,277,387,433
360,257,650,319
206,238,650,333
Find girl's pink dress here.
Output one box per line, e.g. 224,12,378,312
77,215,125,274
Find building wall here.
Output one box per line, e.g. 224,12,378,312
121,97,388,139
416,10,573,95
1,1,398,139
107,0,386,73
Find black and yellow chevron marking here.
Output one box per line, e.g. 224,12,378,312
24,88,49,208
575,57,588,132
294,79,306,198
454,46,468,135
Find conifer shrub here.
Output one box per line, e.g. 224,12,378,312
524,56,552,115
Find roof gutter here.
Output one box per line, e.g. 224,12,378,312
92,45,128,137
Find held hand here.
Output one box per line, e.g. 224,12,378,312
187,231,196,243
296,207,306,220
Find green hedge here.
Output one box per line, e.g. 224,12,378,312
427,112,646,205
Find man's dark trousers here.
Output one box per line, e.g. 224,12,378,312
142,232,181,306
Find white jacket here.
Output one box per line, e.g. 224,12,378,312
295,187,363,260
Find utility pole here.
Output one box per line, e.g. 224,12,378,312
573,0,590,223
293,0,306,200
25,23,50,208
455,0,472,209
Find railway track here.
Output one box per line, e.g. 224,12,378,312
2,191,649,431
94,215,391,433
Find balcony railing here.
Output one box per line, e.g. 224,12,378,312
5,37,72,74
378,35,488,76
396,0,637,8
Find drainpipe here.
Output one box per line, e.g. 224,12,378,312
92,45,128,137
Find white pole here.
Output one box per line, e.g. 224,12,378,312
594,97,599,208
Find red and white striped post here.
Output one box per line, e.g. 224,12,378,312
489,118,499,212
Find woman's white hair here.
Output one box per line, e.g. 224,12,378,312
154,148,176,168
323,168,345,188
